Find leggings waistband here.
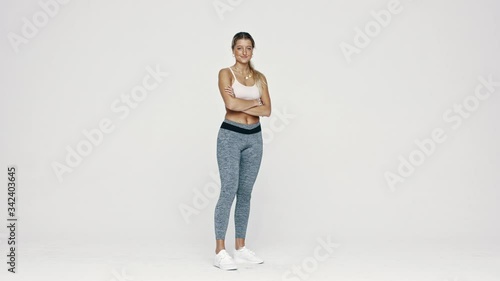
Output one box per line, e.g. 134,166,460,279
220,119,261,134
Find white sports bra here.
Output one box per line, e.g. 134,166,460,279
228,67,261,100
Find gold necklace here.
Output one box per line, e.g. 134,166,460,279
232,66,253,80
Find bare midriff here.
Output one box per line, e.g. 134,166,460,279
225,109,259,125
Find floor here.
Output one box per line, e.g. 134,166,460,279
1,238,499,281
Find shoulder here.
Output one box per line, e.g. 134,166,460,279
255,70,268,84
255,69,266,78
218,68,233,84
218,67,232,76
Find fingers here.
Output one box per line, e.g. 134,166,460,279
225,86,235,97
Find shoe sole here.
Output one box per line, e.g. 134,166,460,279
214,264,238,270
234,258,264,264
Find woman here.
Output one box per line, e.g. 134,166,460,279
213,32,272,270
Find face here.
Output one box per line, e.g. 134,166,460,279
232,39,254,63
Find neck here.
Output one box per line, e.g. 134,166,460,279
234,62,250,73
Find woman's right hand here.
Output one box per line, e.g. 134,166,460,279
224,86,235,98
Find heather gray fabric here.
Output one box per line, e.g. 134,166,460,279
214,119,263,240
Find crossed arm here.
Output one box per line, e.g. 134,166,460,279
218,68,272,117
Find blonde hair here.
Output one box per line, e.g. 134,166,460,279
231,32,267,91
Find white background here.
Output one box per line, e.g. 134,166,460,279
1,0,499,280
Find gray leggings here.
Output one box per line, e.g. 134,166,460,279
214,119,263,240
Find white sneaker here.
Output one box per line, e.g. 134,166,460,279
214,249,238,270
233,246,264,264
